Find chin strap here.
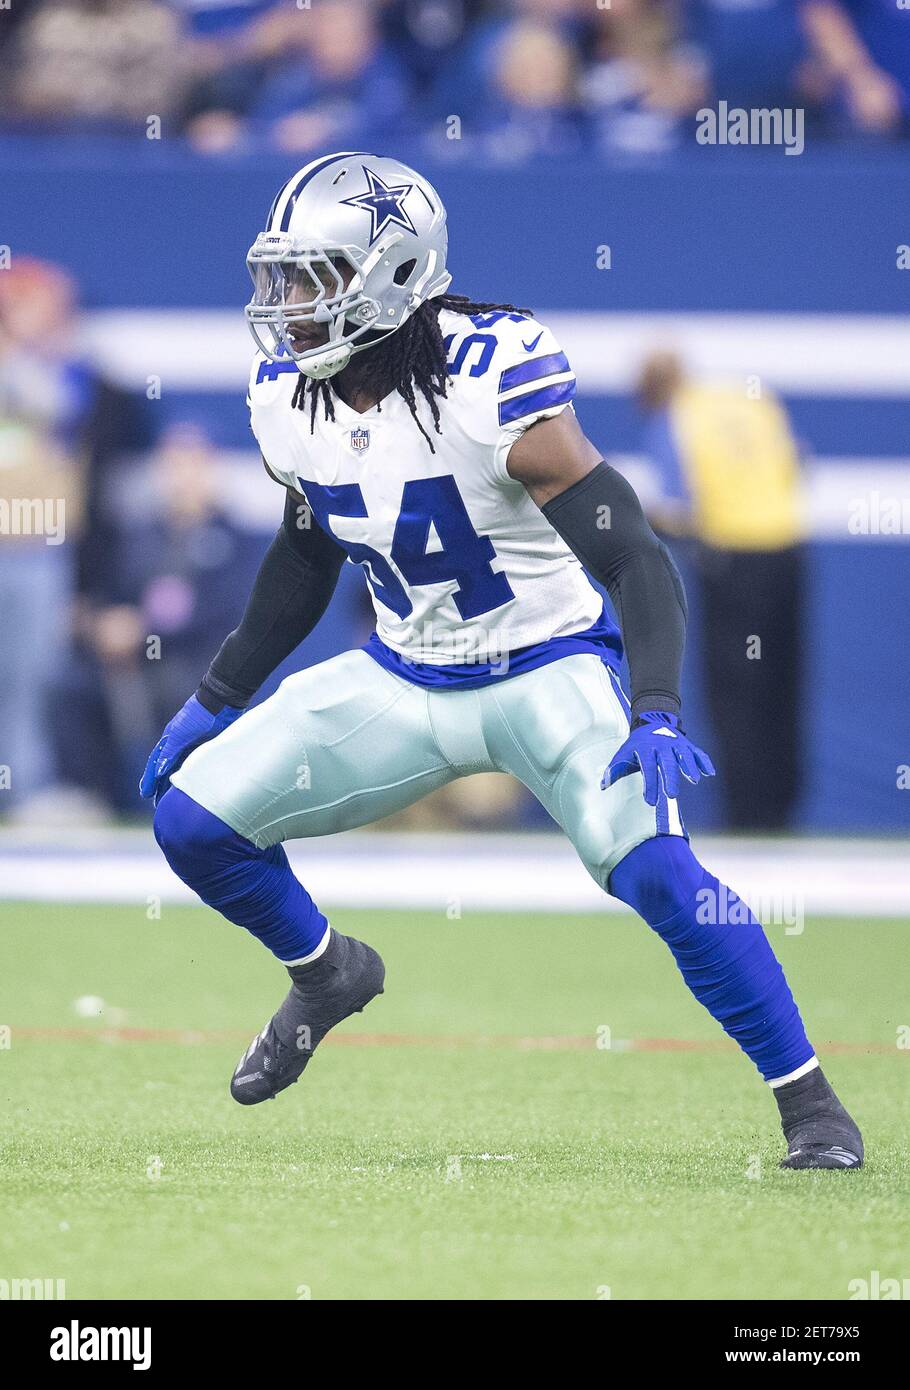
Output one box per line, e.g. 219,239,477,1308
295,341,354,381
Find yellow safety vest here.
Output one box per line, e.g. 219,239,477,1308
670,383,804,550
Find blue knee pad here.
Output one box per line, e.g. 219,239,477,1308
609,836,706,923
609,837,813,1082
154,787,327,963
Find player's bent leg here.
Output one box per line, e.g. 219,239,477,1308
153,786,386,1104
154,788,329,963
484,656,862,1171
609,836,863,1170
169,649,454,847
155,650,456,1104
482,653,687,881
609,837,812,1082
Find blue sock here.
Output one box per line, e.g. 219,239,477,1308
154,788,328,963
609,837,814,1082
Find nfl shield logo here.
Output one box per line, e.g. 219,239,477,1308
350,427,370,453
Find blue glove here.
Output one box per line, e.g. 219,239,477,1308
139,694,243,804
602,710,715,807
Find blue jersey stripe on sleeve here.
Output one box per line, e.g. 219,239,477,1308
499,351,571,395
498,377,576,426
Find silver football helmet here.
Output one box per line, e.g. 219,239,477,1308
245,152,452,380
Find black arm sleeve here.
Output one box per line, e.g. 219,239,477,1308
541,460,687,721
196,491,346,712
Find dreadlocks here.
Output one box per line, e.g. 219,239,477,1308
290,294,532,453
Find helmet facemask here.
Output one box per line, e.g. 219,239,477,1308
247,233,394,381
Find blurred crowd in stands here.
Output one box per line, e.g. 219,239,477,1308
0,253,810,832
0,259,266,820
0,0,907,158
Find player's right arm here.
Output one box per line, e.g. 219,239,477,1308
507,406,714,807
139,481,345,803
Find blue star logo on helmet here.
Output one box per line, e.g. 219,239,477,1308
340,166,418,245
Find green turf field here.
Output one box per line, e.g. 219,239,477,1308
1,900,907,1300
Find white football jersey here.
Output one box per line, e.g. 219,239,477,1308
248,307,605,669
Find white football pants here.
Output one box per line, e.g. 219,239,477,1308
172,650,684,889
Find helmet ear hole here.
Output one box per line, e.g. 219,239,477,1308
393,258,417,287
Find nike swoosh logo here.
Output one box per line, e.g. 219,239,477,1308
522,331,543,352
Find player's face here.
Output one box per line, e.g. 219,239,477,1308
281,256,356,351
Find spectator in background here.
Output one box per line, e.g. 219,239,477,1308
637,352,806,832
0,258,96,813
477,16,585,160
580,0,707,155
2,0,193,133
381,0,486,99
801,0,909,137
686,0,812,114
187,0,412,155
49,424,261,814
686,0,908,142
430,0,586,129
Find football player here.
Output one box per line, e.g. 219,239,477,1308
143,153,862,1170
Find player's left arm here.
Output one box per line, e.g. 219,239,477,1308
507,408,714,805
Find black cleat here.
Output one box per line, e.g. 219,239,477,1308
231,930,385,1106
775,1065,864,1170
